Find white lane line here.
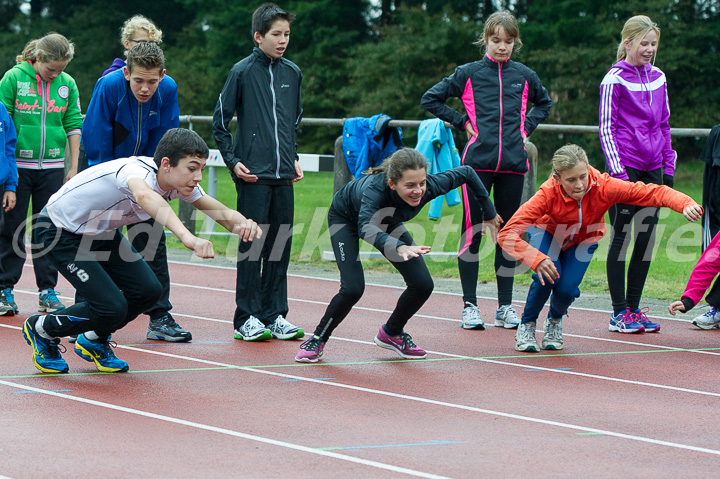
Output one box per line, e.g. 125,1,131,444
0,379,450,479
47,345,720,456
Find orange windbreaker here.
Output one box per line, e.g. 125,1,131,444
498,166,699,271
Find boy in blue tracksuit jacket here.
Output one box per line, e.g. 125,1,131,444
0,103,18,315
83,49,179,166
80,42,188,342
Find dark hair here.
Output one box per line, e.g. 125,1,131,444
363,148,427,184
252,3,295,46
154,128,209,167
126,41,165,74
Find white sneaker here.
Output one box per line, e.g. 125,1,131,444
692,306,720,330
461,302,485,330
495,304,521,329
541,317,563,350
268,315,305,340
515,322,539,352
234,316,272,341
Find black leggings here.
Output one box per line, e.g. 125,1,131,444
312,212,434,341
33,216,162,338
606,167,662,314
458,171,524,306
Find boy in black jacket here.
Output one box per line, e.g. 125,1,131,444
212,3,304,342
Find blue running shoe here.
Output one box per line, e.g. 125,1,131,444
22,314,68,373
74,334,129,373
609,307,645,334
634,308,660,333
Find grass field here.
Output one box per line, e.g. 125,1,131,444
168,159,707,302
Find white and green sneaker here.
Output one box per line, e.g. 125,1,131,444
541,317,563,350
234,316,272,341
515,321,539,352
268,315,304,340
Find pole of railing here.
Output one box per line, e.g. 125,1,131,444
178,119,196,234
522,141,538,205
333,136,352,194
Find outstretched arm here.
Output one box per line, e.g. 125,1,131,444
128,178,214,258
192,195,262,242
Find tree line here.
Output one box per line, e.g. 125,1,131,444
1,0,718,165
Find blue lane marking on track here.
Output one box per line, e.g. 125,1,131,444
282,377,336,382
523,367,573,372
15,389,72,394
319,440,466,451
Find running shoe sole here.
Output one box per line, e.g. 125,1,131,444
608,325,645,333
271,329,305,340
74,343,129,373
146,331,193,342
691,320,720,330
494,320,519,329
461,322,485,330
515,343,539,352
234,330,273,341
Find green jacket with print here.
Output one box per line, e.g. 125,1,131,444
0,61,82,169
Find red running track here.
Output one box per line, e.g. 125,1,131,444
1,259,720,478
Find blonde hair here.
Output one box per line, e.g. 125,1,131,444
474,11,523,53
16,32,74,64
551,144,589,177
121,15,163,49
363,148,427,183
616,15,660,62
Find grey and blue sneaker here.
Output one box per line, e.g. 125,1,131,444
147,313,192,342
22,314,68,373
1,288,18,315
495,304,521,329
541,317,564,350
74,333,129,373
461,302,485,330
515,321,539,352
38,289,65,313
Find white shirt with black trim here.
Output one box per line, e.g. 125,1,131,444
46,156,205,235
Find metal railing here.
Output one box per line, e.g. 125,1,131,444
179,115,712,234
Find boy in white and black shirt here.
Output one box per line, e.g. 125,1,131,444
22,128,261,374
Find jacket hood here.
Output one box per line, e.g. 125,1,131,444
14,61,39,80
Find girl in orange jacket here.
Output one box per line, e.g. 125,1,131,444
497,144,702,352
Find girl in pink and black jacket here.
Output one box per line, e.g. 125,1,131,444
599,15,676,332
422,11,551,330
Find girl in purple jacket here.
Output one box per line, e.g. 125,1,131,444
599,15,676,334
668,231,720,329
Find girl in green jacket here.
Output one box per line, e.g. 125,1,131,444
0,33,82,316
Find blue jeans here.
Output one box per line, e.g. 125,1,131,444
521,227,599,323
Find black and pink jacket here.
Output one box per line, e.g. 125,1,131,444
421,54,552,175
